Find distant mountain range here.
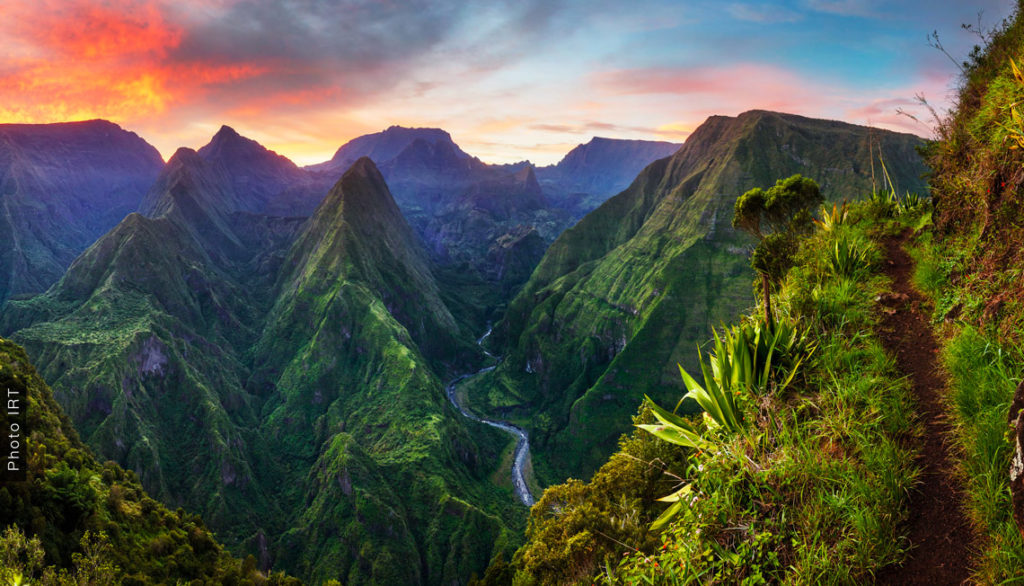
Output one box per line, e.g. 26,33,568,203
0,111,928,583
0,120,163,302
0,121,677,306
536,136,681,216
306,126,680,297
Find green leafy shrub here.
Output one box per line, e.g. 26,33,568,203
492,200,917,585
497,409,689,586
638,318,814,532
813,202,849,232
827,236,871,278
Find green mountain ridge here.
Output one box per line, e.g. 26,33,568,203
478,110,929,483
0,147,281,545
257,157,464,369
250,157,518,582
1,151,521,583
0,336,295,583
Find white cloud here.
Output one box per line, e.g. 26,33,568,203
728,3,803,24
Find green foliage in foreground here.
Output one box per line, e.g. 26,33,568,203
944,328,1024,581
638,320,813,530
904,4,1024,579
0,337,298,584
908,231,1024,582
488,201,921,584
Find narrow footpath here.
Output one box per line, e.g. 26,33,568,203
874,232,974,585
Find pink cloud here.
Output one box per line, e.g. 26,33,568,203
589,62,949,142
592,63,839,114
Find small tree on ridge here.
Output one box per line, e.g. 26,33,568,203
732,174,823,324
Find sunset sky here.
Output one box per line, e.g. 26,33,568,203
0,0,1016,165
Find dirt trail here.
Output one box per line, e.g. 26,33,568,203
874,232,974,585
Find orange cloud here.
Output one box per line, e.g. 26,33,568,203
0,0,271,125
653,123,694,140
10,0,183,61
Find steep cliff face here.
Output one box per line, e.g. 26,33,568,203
536,136,681,216
0,120,164,301
478,110,929,483
1,149,519,583
0,148,279,544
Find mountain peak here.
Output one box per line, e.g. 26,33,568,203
343,156,381,180
166,147,203,168
537,137,682,208
215,124,240,137
140,145,243,220
198,125,282,161
205,125,245,147
332,156,395,213
0,118,122,135
191,124,314,215
383,125,452,140
309,126,471,174
514,162,538,185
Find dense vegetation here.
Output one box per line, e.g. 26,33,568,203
483,3,1024,582
0,337,298,584
485,194,930,584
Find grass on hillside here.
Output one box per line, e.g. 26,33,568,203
495,199,928,584
908,232,1024,583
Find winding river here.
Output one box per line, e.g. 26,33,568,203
445,327,536,507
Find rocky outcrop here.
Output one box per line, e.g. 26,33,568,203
1010,378,1024,539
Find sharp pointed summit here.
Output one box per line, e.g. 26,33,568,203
273,155,458,353
199,125,291,167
